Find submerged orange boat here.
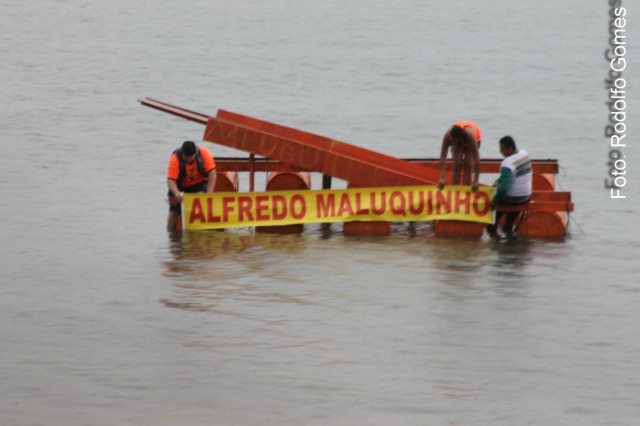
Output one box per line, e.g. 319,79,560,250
140,98,573,239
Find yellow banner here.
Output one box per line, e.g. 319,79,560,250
183,186,494,230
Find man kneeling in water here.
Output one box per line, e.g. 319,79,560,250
166,140,217,231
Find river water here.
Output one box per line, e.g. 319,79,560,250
1,0,640,425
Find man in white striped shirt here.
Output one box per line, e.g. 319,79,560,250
488,136,532,236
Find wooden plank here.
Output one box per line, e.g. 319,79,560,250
496,201,574,213
214,157,561,174
203,117,443,187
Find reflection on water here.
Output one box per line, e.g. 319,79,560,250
163,223,557,290
168,229,308,259
164,229,309,276
160,224,557,318
489,236,535,279
161,229,316,314
154,225,592,425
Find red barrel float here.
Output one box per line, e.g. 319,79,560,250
343,220,391,236
215,171,239,192
432,220,484,238
517,211,567,238
343,182,391,236
532,173,555,191
256,171,311,234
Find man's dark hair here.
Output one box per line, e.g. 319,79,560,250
499,136,516,150
450,125,466,140
181,140,197,156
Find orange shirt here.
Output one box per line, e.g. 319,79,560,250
167,146,216,188
454,121,482,142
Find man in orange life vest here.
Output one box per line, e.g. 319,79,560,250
437,121,481,192
166,140,217,230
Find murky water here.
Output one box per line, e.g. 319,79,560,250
1,0,640,424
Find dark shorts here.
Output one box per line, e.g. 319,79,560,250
462,140,480,149
491,196,531,233
456,140,480,157
502,195,531,205
168,182,208,212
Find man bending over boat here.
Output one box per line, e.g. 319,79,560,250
437,121,481,192
166,140,217,231
487,136,532,236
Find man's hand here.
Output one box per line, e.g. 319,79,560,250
471,182,479,193
175,191,185,203
437,178,445,190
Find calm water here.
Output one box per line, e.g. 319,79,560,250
1,0,640,425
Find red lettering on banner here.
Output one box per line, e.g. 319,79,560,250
273,195,287,220
472,192,490,216
436,190,451,214
408,191,425,215
389,191,406,216
207,198,221,223
189,198,205,223
238,196,254,222
255,195,269,221
371,192,386,215
290,195,306,220
222,197,235,222
337,193,354,216
354,192,369,214
454,191,471,215
317,194,336,218
184,188,494,229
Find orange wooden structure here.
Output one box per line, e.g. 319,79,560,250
140,98,574,238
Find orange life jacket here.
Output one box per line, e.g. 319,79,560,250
174,148,204,184
453,121,482,147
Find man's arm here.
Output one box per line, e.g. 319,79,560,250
490,167,512,210
206,168,217,193
438,133,450,189
470,138,481,192
167,179,184,203
461,127,480,192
